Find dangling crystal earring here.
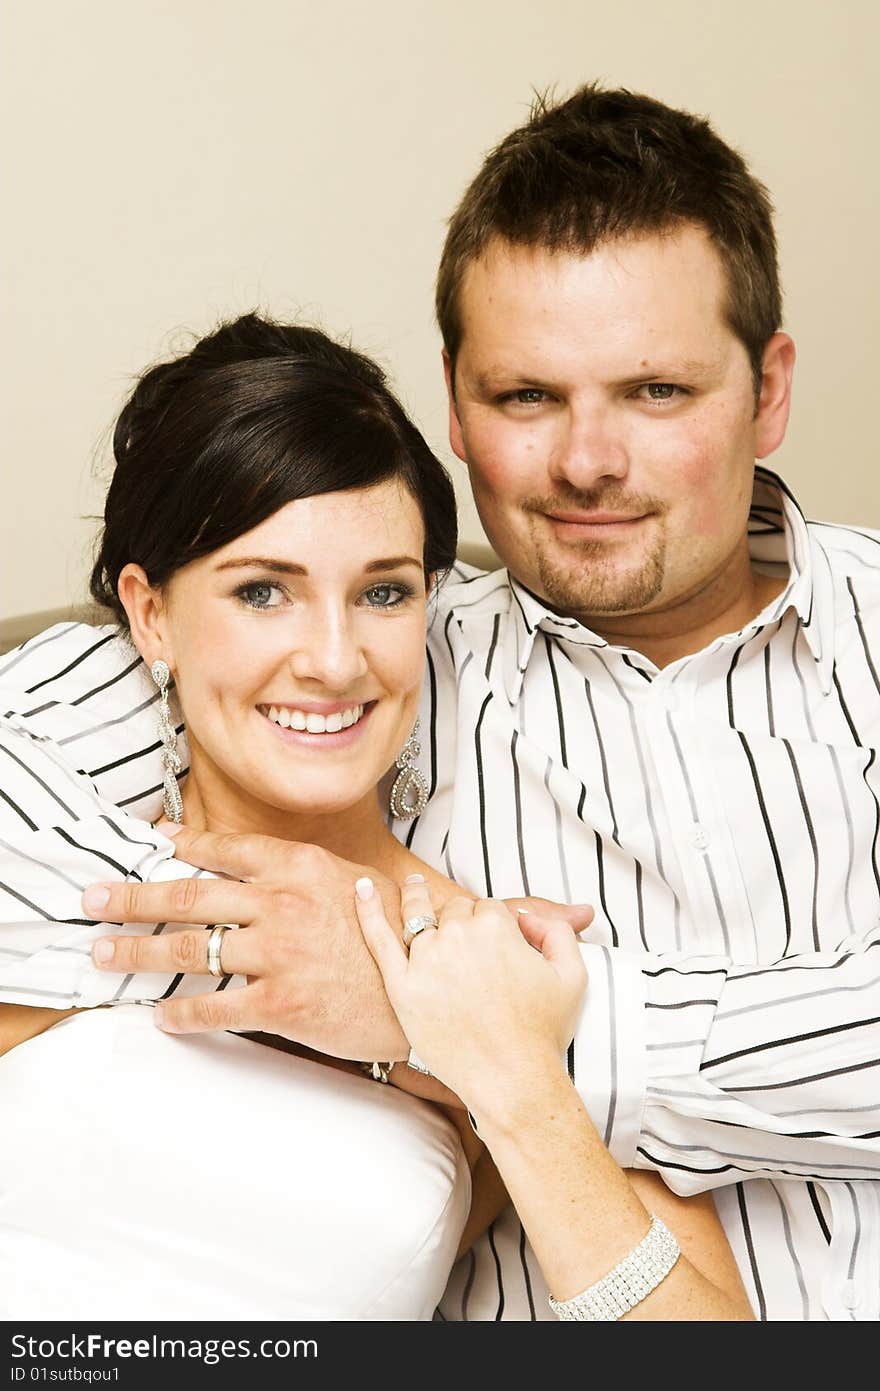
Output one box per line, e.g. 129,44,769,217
150,658,183,823
389,717,429,821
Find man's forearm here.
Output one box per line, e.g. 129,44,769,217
577,926,880,1188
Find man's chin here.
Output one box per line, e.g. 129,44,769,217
534,556,665,621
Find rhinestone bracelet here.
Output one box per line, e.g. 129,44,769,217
406,1046,432,1076
548,1214,681,1321
360,1060,394,1084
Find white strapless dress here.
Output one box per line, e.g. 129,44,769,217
0,1006,470,1320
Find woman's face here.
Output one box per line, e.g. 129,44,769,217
152,479,429,832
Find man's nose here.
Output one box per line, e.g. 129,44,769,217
549,406,629,490
287,613,369,688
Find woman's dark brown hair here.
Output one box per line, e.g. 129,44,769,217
91,313,458,627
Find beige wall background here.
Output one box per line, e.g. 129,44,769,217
2,0,878,623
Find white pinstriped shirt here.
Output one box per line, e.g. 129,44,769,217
1,468,879,1319
414,468,880,1321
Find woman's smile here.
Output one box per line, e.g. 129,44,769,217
258,699,375,746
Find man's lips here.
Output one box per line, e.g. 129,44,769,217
548,510,647,525
543,510,651,537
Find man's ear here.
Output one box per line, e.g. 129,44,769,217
755,332,796,460
117,564,174,670
443,350,467,464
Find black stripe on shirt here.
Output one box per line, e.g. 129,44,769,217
24,631,117,694
737,730,792,953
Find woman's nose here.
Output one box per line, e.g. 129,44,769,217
287,615,369,688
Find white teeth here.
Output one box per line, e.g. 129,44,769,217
264,703,364,733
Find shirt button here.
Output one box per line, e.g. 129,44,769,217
692,824,710,851
841,1279,860,1310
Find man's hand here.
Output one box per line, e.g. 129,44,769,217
83,826,594,1060
84,828,410,1061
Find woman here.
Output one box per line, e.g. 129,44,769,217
0,313,752,1319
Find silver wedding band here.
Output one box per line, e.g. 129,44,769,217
402,913,438,948
206,923,234,977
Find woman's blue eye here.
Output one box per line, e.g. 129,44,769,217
363,583,409,608
238,582,282,609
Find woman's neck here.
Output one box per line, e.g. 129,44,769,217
179,765,411,879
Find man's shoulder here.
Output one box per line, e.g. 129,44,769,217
434,563,514,617
807,517,880,581
429,564,515,655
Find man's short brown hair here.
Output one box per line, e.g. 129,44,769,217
436,83,782,397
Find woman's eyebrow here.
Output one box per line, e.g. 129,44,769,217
213,555,423,575
363,556,423,574
213,557,307,574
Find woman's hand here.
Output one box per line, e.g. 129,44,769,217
354,876,587,1111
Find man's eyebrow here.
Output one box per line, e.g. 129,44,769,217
625,357,722,379
471,369,554,393
470,358,722,391
213,555,423,574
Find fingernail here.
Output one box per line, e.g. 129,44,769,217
516,908,533,917
403,873,425,884
82,885,111,914
92,940,114,964
355,877,374,901
155,820,181,838
153,1004,167,1029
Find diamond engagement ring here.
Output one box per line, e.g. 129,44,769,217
402,914,438,948
206,923,233,977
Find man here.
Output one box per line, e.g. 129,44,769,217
3,84,879,1319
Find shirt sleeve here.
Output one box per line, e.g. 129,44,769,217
572,930,880,1191
0,715,239,1008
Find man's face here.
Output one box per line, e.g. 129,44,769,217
446,227,790,631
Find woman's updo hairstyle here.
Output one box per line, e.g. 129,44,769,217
90,313,458,627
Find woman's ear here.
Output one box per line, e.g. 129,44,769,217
117,564,173,670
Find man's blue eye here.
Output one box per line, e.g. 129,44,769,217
505,389,546,404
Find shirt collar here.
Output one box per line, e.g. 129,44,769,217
500,466,834,704
501,579,607,705
752,467,835,693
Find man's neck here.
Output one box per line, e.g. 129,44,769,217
578,567,788,670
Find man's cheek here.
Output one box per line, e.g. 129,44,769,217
468,445,536,504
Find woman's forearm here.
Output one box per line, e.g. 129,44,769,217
467,1053,754,1321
